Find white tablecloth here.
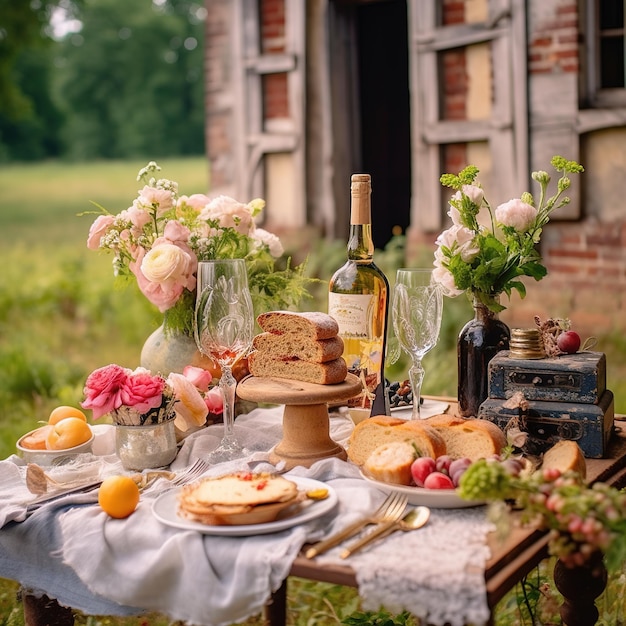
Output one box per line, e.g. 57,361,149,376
0,407,493,626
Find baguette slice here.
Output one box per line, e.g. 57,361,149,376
363,441,416,485
422,414,507,461
248,352,347,385
347,415,446,466
541,439,587,479
256,311,339,340
252,332,344,363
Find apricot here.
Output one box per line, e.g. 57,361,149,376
49,405,88,425
45,417,92,450
20,425,54,450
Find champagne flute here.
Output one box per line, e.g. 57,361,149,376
392,269,443,419
194,259,254,463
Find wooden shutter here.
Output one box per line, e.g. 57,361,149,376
232,0,306,224
407,0,529,232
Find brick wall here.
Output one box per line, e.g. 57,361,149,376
528,0,579,74
514,1,626,337
261,0,289,119
204,0,233,190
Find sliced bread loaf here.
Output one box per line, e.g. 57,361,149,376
247,352,348,385
422,414,507,461
347,415,446,466
256,310,339,340
362,441,416,485
252,332,344,363
541,439,587,479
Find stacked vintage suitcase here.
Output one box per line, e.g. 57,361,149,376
478,330,614,458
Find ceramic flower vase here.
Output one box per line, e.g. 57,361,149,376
140,324,219,377
457,296,510,417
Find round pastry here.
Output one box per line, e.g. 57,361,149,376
177,472,300,525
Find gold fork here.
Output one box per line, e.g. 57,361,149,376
305,491,408,558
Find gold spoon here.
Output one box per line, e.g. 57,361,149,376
340,506,431,558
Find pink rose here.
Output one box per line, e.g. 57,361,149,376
162,220,191,245
204,386,224,415
436,225,479,262
120,370,166,414
121,205,152,231
167,372,209,427
81,364,130,419
252,228,284,258
136,185,175,216
86,215,115,250
129,248,185,312
141,242,194,288
183,365,213,392
199,195,254,235
495,199,538,232
178,194,211,212
461,184,484,206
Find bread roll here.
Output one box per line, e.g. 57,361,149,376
252,332,344,363
541,440,587,479
363,441,416,485
423,414,507,461
248,353,347,385
256,310,339,340
347,416,446,466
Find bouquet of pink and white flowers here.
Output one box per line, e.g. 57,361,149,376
86,162,312,335
433,156,584,312
81,363,223,430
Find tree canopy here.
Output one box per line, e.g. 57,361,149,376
0,0,206,162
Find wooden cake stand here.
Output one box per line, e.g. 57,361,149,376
236,373,362,470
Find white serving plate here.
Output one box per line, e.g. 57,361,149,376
152,476,338,536
360,471,484,509
389,398,449,419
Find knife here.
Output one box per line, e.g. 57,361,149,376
25,479,103,513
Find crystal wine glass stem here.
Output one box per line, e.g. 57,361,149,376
220,365,237,441
408,361,425,419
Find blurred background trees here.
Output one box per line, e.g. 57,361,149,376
0,0,206,162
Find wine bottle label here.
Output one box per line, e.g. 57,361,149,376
328,293,373,337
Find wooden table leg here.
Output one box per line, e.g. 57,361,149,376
263,579,287,626
553,552,607,626
21,591,74,626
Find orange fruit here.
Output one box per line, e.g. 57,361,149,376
98,476,140,519
45,417,92,450
49,406,87,425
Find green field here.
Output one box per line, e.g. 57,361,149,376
0,159,624,625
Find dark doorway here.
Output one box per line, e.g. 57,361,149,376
356,0,411,250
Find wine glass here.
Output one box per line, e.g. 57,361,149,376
392,268,443,419
194,259,254,463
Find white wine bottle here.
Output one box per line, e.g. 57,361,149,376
328,174,390,414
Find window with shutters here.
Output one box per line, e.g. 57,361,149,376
583,0,626,107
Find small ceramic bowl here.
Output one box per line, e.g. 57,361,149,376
16,426,95,466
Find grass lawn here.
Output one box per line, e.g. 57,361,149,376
0,159,624,625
